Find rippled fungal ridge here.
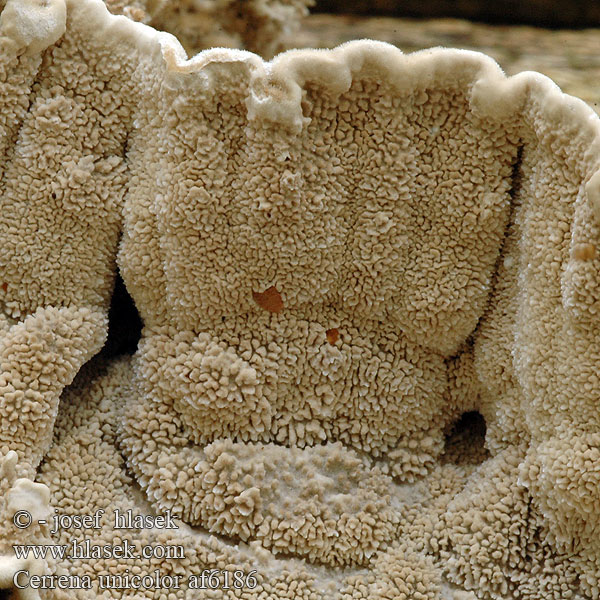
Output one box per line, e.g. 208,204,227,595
1,0,600,598
102,0,315,58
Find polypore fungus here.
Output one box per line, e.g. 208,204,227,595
0,451,53,600
2,0,600,598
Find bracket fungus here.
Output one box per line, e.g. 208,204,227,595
1,0,600,598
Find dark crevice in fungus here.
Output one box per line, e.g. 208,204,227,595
508,143,525,202
101,269,143,358
442,410,489,466
465,142,524,341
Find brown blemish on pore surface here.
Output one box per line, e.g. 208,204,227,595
573,243,596,261
252,285,284,313
326,328,339,344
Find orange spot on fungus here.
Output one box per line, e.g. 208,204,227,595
1,282,6,292
573,243,596,261
326,328,339,344
252,285,284,313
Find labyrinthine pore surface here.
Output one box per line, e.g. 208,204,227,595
1,0,600,598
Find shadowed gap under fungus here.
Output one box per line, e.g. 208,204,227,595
442,410,489,466
101,270,143,358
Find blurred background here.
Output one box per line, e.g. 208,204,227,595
105,0,600,113
299,1,600,112
314,1,600,28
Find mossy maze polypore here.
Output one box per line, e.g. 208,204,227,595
1,0,600,598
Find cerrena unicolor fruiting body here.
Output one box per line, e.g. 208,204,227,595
1,0,600,598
